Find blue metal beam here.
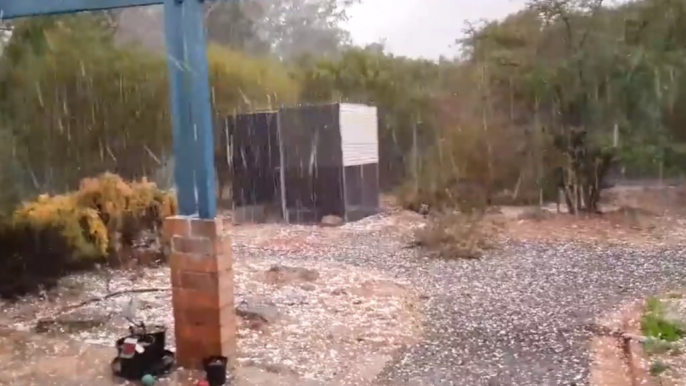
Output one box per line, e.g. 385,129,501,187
0,0,163,19
164,0,197,216
2,0,219,219
183,0,217,219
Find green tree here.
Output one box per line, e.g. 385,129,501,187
205,0,359,59
451,0,686,212
0,14,300,201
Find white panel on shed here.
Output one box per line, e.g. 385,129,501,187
339,103,379,166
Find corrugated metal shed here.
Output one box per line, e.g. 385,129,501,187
218,103,380,224
339,104,379,166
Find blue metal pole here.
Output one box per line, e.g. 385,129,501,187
164,0,197,215
0,0,220,219
0,0,163,19
182,0,216,219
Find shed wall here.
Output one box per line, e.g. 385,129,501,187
278,104,345,223
339,104,379,167
226,112,281,208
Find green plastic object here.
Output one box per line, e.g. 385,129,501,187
141,374,156,386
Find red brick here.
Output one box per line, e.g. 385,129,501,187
215,236,233,271
222,338,238,370
176,316,234,338
175,324,234,362
191,218,223,240
170,217,236,371
174,322,237,369
178,271,215,292
173,303,234,326
172,286,233,311
163,217,190,239
220,316,237,343
170,251,218,273
175,338,220,369
175,337,236,370
177,322,218,343
171,236,212,255
171,271,233,300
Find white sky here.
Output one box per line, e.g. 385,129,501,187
345,0,530,60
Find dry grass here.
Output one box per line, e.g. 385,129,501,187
413,213,503,259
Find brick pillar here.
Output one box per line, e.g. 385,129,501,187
164,216,236,370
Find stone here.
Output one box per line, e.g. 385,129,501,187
320,215,344,227
35,311,108,334
264,265,319,286
235,298,279,324
283,290,309,306
262,363,299,376
300,283,316,292
350,280,408,298
331,288,348,296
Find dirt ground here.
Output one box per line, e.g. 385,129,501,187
491,184,686,247
0,214,423,386
1,184,685,386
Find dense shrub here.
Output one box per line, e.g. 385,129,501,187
74,173,176,249
0,222,77,299
14,193,109,261
0,174,175,298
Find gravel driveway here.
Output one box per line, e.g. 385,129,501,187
233,214,686,386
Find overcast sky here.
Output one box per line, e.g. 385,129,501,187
344,0,530,60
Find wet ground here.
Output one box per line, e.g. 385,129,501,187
234,210,686,385
0,328,320,386
1,206,686,385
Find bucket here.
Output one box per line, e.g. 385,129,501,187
113,325,168,380
202,356,228,386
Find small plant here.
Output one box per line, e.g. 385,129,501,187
643,338,675,355
642,297,685,342
649,360,670,376
412,213,500,259
646,297,663,314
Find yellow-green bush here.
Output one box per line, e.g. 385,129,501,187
75,173,176,230
13,173,176,262
14,194,108,261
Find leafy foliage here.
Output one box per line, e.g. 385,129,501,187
14,193,109,261
208,44,300,114
13,173,175,262
206,0,359,59
0,16,299,199
3,0,686,220
0,174,174,298
0,221,75,299
642,297,685,342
